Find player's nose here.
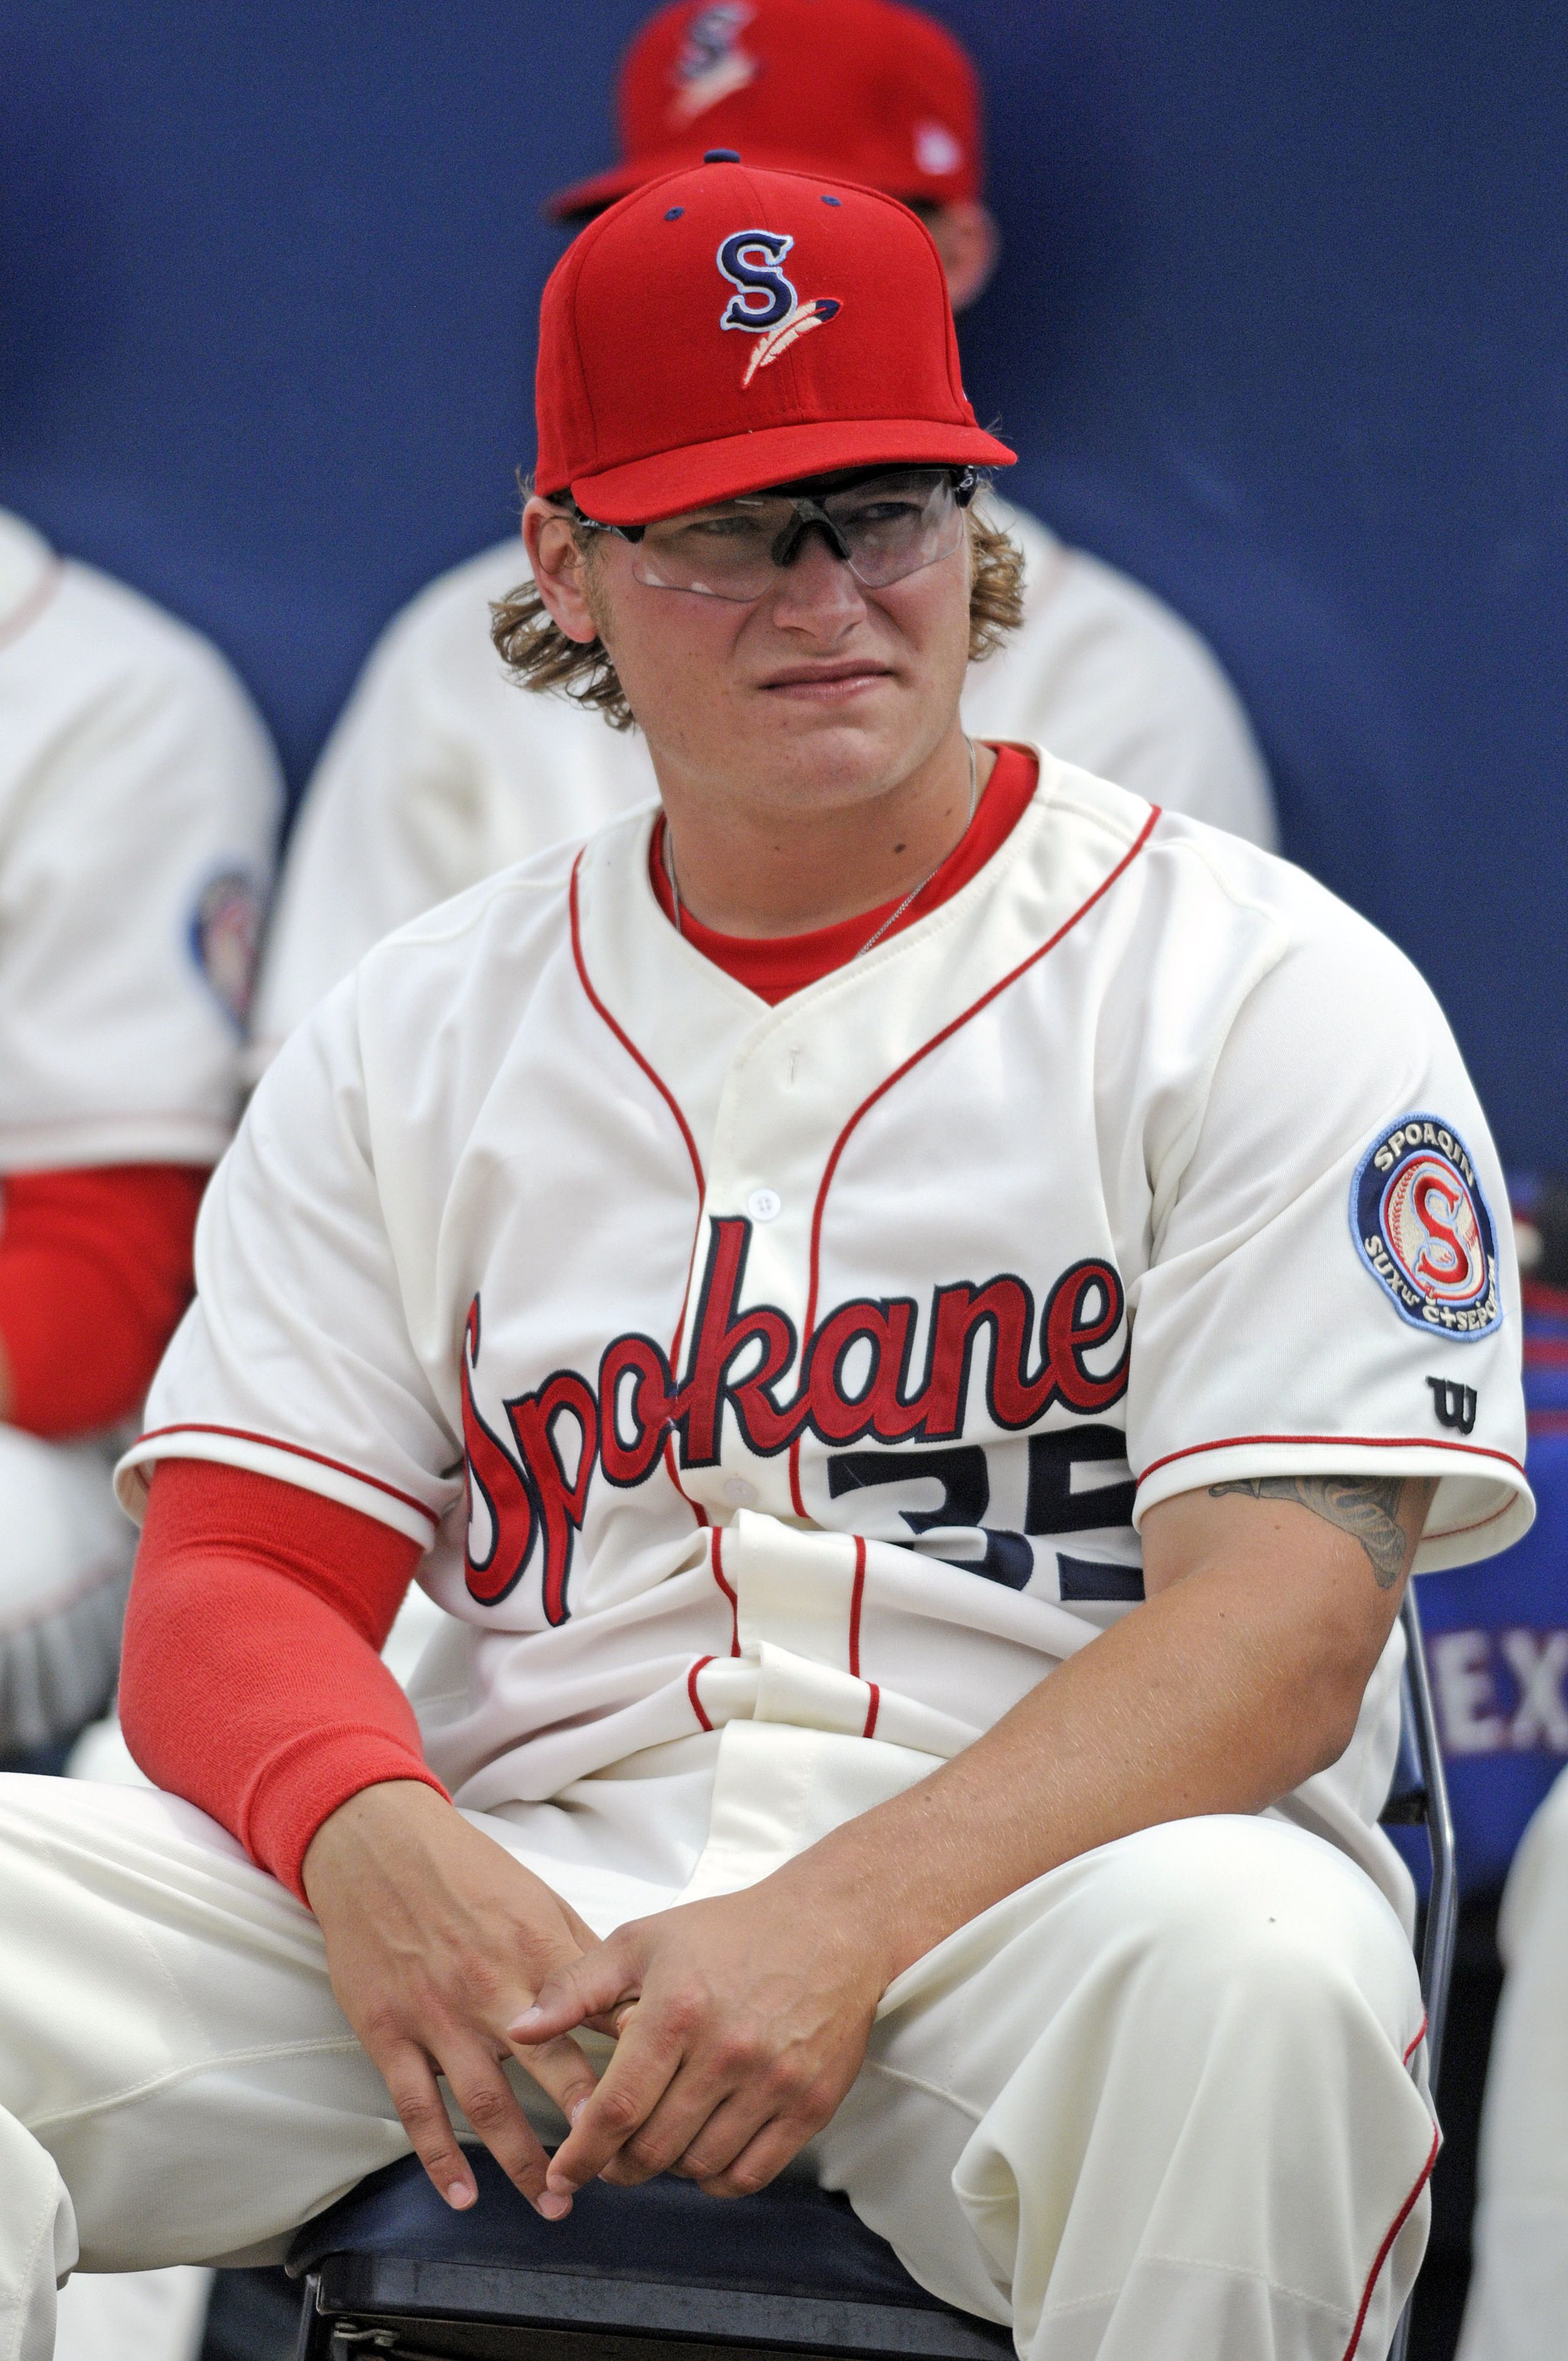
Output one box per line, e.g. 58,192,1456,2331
764,531,870,637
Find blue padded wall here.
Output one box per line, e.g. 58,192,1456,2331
1,2,1564,1161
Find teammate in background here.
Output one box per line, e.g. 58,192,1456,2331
1456,1766,1568,2360
0,505,277,1755
0,161,1527,2361
249,0,1273,1069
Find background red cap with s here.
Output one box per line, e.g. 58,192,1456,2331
548,0,982,220
534,154,1014,523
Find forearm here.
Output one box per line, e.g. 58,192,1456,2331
0,1164,208,1436
296,1774,605,2219
522,1543,1386,2208
120,1460,438,1896
790,1546,1391,1987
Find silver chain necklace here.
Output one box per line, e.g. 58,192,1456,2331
664,735,980,957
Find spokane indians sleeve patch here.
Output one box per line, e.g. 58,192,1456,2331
189,867,263,1029
1350,1114,1502,1339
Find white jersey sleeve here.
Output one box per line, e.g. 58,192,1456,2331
248,542,656,1069
0,514,280,1172
961,500,1278,849
129,970,456,1544
1125,821,1522,1564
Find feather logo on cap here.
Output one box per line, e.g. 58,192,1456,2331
741,297,842,384
716,228,841,387
670,5,758,124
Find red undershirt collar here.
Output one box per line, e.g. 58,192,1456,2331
649,743,1039,1005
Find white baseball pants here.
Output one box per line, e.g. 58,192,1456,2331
0,1427,132,1754
1456,1764,1568,2361
43,1587,455,2361
0,1775,1435,2361
49,2263,209,2361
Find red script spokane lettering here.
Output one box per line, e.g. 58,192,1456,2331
460,1228,1130,1619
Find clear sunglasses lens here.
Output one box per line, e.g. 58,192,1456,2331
632,504,795,600
628,471,962,599
832,472,962,586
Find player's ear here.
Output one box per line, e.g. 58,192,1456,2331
522,497,602,647
926,201,1000,314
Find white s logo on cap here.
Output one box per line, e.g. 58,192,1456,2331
716,230,842,387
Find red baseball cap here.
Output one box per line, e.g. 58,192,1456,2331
534,154,1014,524
547,0,981,221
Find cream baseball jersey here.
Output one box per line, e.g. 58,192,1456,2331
122,759,1527,1933
248,497,1275,1065
0,509,280,1172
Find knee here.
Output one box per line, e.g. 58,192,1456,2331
1500,1765,1568,1964
0,1427,133,1749
1100,1816,1420,2044
1517,1764,1568,1873
0,1426,130,1603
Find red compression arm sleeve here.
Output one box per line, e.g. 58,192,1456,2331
0,1164,209,1438
119,1458,448,1901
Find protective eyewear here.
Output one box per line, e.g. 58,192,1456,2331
576,467,979,603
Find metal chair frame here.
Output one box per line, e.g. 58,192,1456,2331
290,1586,1457,2361
1382,1584,1458,2361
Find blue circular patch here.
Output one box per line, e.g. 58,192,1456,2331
189,867,262,1031
1349,1113,1502,1339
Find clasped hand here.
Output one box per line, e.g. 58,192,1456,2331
303,1780,888,2218
512,1864,887,2205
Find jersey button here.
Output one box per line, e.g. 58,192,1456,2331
746,1187,782,1224
723,1477,759,1507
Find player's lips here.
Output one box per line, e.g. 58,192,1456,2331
757,660,898,701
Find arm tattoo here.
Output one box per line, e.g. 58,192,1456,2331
1207,1475,1412,1589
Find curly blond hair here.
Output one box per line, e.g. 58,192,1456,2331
490,483,1025,734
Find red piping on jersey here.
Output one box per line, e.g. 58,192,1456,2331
570,849,711,1531
848,1535,867,1677
1426,1497,1522,1541
711,1527,740,1654
846,1538,878,1732
132,1425,435,1527
788,805,1161,1515
569,851,705,1198
1337,2121,1438,2361
1402,2016,1428,2067
687,1653,716,1732
1136,1433,1526,1488
663,1433,708,1527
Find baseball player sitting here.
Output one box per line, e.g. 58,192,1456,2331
0,503,277,1757
0,164,1529,2361
248,0,1275,1073
1455,1763,1568,2361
